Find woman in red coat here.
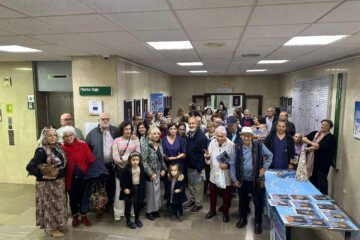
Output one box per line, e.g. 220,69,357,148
61,126,94,227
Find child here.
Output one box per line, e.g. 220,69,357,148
168,164,187,222
120,151,146,229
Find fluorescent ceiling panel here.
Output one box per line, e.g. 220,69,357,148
177,62,203,66
189,70,207,73
246,69,267,72
258,60,288,64
147,41,193,50
0,45,42,53
284,35,347,46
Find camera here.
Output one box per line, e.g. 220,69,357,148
103,55,110,60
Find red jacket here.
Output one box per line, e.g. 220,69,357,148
61,138,94,191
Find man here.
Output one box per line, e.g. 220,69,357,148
271,111,296,136
85,113,120,215
226,115,242,144
185,117,208,213
132,114,143,132
56,113,84,143
212,115,224,128
240,109,254,127
261,107,278,131
144,111,154,129
231,127,273,234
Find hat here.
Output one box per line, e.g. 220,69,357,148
226,115,238,125
240,127,254,135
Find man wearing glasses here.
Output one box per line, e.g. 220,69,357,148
56,113,84,143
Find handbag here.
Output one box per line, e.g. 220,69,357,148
214,168,226,189
89,182,108,210
37,163,59,177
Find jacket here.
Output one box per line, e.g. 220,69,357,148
305,131,336,174
85,125,120,163
240,117,254,127
119,165,146,202
141,141,167,179
271,120,296,136
168,174,188,205
226,127,242,145
185,129,208,171
264,132,295,168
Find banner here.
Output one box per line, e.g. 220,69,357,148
150,93,164,113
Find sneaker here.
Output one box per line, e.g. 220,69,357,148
72,215,79,227
135,219,143,228
46,229,64,238
81,215,91,226
189,205,202,213
114,216,122,221
184,201,195,209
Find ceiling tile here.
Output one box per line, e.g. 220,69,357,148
267,45,321,59
158,49,199,59
104,11,181,30
38,14,121,32
0,0,94,16
0,35,49,46
0,5,26,18
300,22,360,36
249,2,340,25
187,27,243,40
176,7,252,28
319,1,360,23
257,0,340,5
193,39,239,53
130,29,188,41
0,18,67,34
0,29,16,36
240,37,288,47
31,33,94,45
243,24,308,38
198,51,234,59
79,0,170,12
32,44,89,56
169,0,255,9
81,31,140,44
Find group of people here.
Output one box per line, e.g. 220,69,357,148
26,103,336,238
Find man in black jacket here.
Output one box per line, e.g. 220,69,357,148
260,107,278,131
185,117,208,213
271,111,296,136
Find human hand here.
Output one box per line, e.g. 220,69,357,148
42,175,56,180
151,174,157,181
312,143,320,149
259,167,266,177
160,170,165,177
233,181,241,188
130,133,137,140
164,154,169,160
219,163,228,169
124,189,131,195
204,149,210,158
174,189,181,193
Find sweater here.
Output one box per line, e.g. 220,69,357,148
112,136,140,167
185,129,208,171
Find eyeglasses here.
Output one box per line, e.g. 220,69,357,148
63,134,74,138
100,118,110,121
61,118,73,121
178,128,186,131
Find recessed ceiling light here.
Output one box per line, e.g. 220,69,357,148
246,69,267,72
146,41,193,50
284,35,347,46
121,71,140,74
14,67,32,71
189,70,207,73
177,62,203,66
0,45,42,53
258,60,288,64
241,54,261,58
204,42,225,48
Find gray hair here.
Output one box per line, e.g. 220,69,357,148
244,109,250,114
62,126,75,137
37,126,57,146
215,126,227,135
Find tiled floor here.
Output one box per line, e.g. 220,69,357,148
0,183,357,240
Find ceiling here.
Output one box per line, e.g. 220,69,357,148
0,0,360,76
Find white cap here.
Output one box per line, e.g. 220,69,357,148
240,127,253,135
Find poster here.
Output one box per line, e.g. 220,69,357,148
150,93,164,113
142,98,148,116
134,99,141,116
354,101,360,139
232,96,241,107
123,100,132,122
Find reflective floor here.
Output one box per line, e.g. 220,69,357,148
0,183,357,240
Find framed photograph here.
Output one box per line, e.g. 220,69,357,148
150,93,164,113
123,100,132,122
168,96,172,109
354,101,360,139
288,97,292,115
134,99,141,116
142,98,148,116
232,96,241,107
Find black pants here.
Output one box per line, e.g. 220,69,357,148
68,166,90,215
171,203,183,217
238,180,264,224
125,185,141,221
105,163,116,207
310,168,328,195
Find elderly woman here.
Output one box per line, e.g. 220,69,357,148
292,133,306,168
26,127,67,238
303,119,336,194
204,126,235,223
141,126,167,220
112,122,141,221
61,126,94,227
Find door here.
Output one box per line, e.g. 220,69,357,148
244,95,263,118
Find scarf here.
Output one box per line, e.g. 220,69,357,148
306,131,328,177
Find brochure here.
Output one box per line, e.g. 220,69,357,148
269,199,291,207
316,203,338,211
216,151,229,164
290,195,310,201
270,194,290,200
283,215,308,225
322,210,349,221
306,218,329,228
329,220,356,231
295,208,319,218
291,200,314,209
310,194,332,201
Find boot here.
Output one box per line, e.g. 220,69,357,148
81,215,91,226
72,214,79,227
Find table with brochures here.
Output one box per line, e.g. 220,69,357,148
265,170,359,240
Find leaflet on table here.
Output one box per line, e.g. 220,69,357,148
268,199,291,207
315,202,339,211
321,210,349,221
282,215,308,225
291,200,314,209
309,194,332,201
290,195,310,201
305,218,329,228
328,220,359,231
267,170,296,178
295,208,320,218
216,151,229,164
270,193,291,200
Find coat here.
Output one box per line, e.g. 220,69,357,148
141,141,167,179
185,129,208,171
119,165,146,202
264,132,295,168
168,174,187,205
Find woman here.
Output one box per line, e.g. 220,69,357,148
292,132,306,168
61,126,94,227
204,126,234,223
26,127,67,238
303,119,336,195
204,121,216,195
164,108,172,123
264,120,295,169
177,122,187,140
252,116,269,142
153,111,163,128
141,126,167,220
174,107,185,123
203,108,213,125
112,122,140,221
136,122,149,148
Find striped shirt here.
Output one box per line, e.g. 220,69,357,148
112,136,140,166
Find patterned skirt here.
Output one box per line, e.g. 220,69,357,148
35,178,68,230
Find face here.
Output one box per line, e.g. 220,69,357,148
206,108,212,115
138,124,146,136
218,105,224,111
279,112,288,121
145,113,153,124
267,108,274,118
134,116,142,125
156,112,163,120
60,113,73,127
216,132,226,145
276,122,286,134
178,125,186,136
150,130,160,142
254,118,260,125
46,129,57,145
320,121,331,132
208,124,215,133
99,113,110,129
240,133,253,146
169,126,177,136
170,166,179,177
196,106,201,112
227,123,237,133
63,132,75,144
123,124,132,138
244,112,251,119
130,156,140,167
294,134,302,144
213,118,222,128
188,117,197,131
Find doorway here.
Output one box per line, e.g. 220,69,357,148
244,95,263,118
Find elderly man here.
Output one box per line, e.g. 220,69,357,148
231,127,273,234
261,107,278,131
271,111,296,136
56,113,84,143
184,117,208,213
144,111,154,129
226,115,242,144
240,109,254,127
85,113,120,215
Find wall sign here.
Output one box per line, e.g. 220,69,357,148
79,86,112,96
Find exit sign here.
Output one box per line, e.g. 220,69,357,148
79,86,112,96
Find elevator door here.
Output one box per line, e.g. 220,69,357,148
47,92,74,128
